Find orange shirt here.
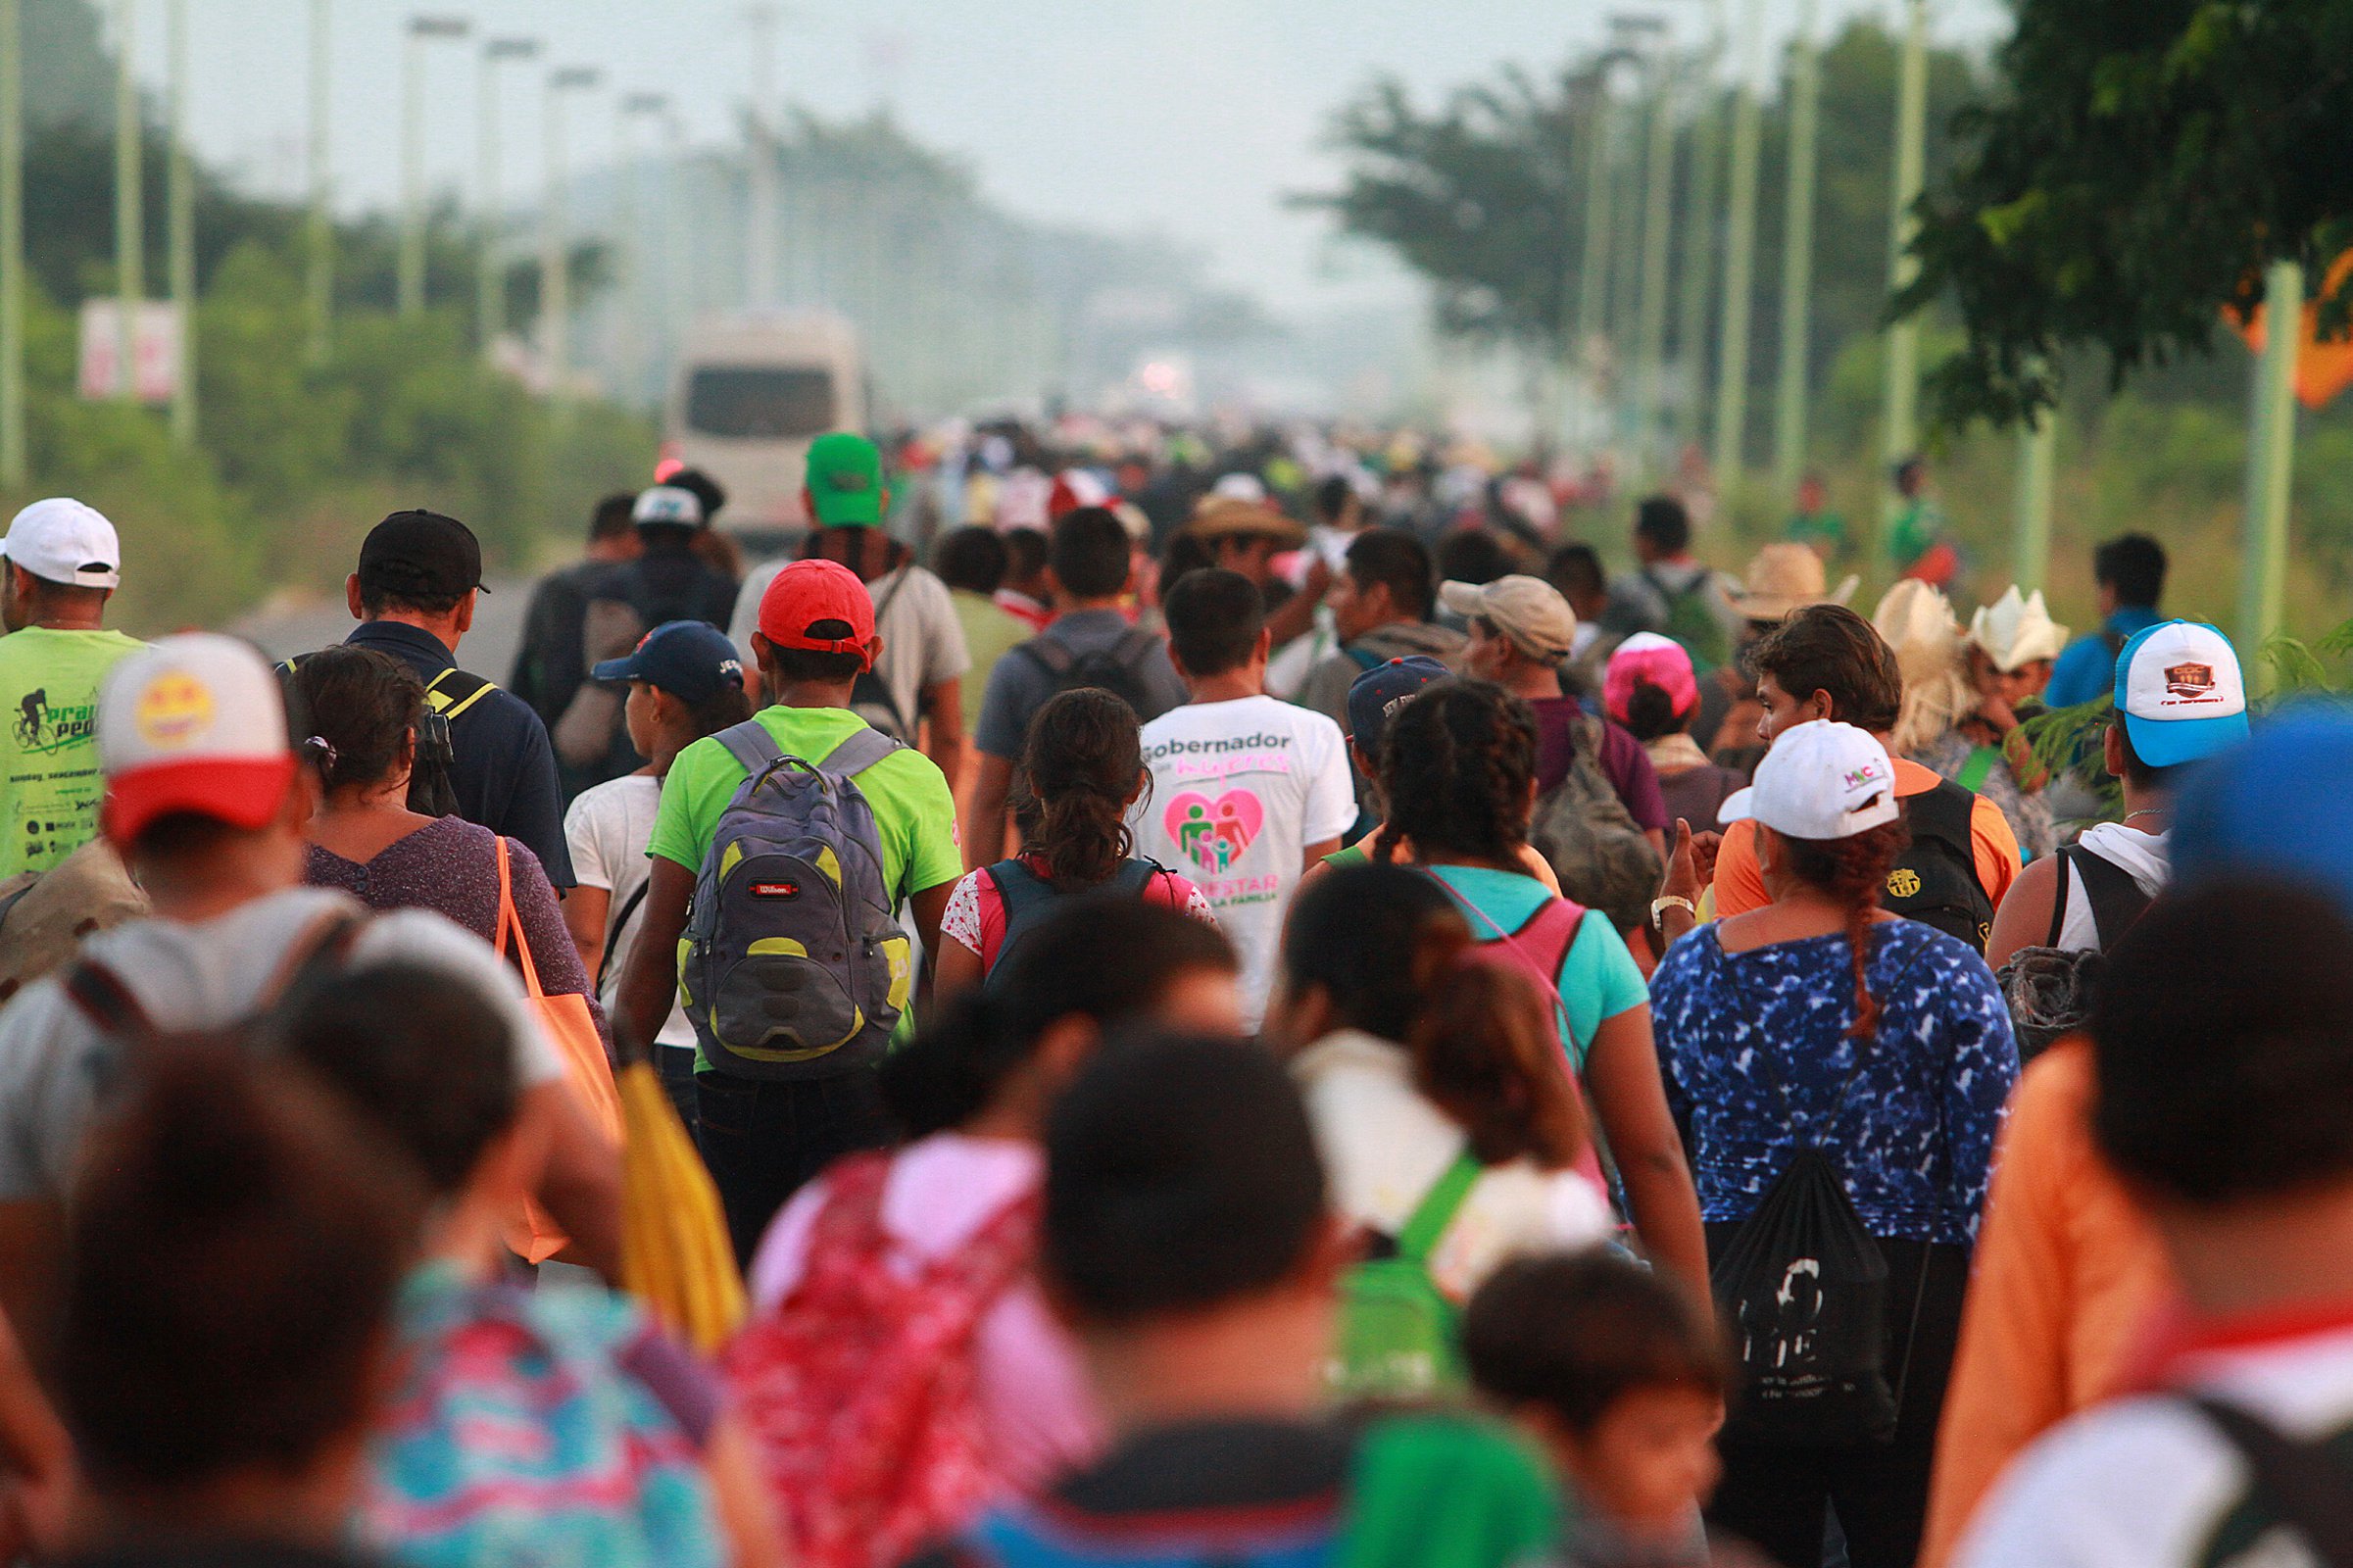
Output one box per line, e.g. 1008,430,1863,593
1710,758,2020,919
1915,1037,2174,1568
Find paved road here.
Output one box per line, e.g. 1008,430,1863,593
227,575,536,682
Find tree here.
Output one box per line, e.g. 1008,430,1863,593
1902,0,2353,430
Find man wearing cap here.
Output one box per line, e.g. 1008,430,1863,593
1923,621,2250,1568
1180,494,1324,651
0,500,144,882
341,509,574,888
0,634,622,1343
1292,528,1463,819
623,559,963,1257
1445,573,1670,855
727,433,969,788
1600,494,1741,670
508,491,642,746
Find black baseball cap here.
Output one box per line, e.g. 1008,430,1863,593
357,510,487,603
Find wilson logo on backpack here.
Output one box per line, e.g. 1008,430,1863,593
680,720,914,1079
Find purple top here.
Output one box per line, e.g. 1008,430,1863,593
304,815,607,1042
1528,697,1671,833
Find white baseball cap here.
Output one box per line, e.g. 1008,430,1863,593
2,498,120,589
1719,720,1901,841
631,484,705,528
2116,619,2248,768
99,634,296,844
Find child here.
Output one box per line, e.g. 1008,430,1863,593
1466,1253,1747,1568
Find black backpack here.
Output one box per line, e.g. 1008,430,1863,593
2189,1397,2353,1566
847,569,917,744
982,857,1164,994
1010,626,1166,717
1886,780,1995,952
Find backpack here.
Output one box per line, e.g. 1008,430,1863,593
1334,1151,1484,1401
1642,566,1730,672
1992,843,2156,1062
725,1153,1038,1568
848,570,917,744
679,720,915,1081
1527,712,1663,934
1010,626,1167,718
2186,1397,2353,1567
981,857,1165,994
1886,780,1995,952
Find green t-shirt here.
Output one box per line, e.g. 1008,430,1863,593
1343,1412,1562,1568
948,589,1031,732
0,626,145,880
648,705,963,1054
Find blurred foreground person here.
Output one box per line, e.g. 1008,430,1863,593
51,1042,424,1568
906,1032,1562,1568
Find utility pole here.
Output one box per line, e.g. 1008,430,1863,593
113,0,139,404
2013,406,2057,594
1633,41,1678,469
399,16,469,318
617,92,669,407
1708,0,1762,501
1573,72,1616,446
1673,15,1723,452
2238,260,2304,662
305,0,330,363
541,65,599,406
744,5,778,310
167,0,192,443
1770,0,1820,507
0,0,22,485
475,36,538,354
1880,0,1930,540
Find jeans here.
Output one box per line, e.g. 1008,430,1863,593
696,1067,897,1265
658,1045,699,1142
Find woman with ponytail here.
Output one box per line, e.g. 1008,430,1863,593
1648,720,2016,1568
936,688,1215,997
1370,677,1708,1296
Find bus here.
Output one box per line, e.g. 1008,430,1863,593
662,312,866,554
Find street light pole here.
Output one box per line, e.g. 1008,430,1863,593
1634,39,1678,470
475,36,537,355
0,0,22,485
306,0,330,362
1673,11,1723,452
541,65,600,406
617,92,669,407
1770,0,1820,508
745,5,778,310
168,0,192,444
400,16,469,318
1708,0,1762,502
113,0,139,405
1572,72,1615,447
2238,260,2303,662
1880,0,1930,542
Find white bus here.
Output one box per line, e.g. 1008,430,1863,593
663,312,866,552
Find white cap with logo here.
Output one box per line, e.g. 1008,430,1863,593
98,633,296,844
2,498,121,589
1719,719,1901,841
631,485,706,528
2116,619,2249,768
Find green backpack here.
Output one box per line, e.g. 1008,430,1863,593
1644,566,1730,674
1334,1152,1485,1401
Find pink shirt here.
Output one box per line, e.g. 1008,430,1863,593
748,1134,1103,1493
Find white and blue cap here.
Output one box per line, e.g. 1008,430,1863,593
2115,620,2248,768
631,484,706,529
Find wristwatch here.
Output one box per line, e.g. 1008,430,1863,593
1649,895,1696,932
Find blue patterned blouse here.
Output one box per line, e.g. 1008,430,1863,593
1651,919,2019,1247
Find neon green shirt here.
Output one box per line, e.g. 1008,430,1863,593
648,705,962,1054
0,626,144,880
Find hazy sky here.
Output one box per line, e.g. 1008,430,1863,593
134,0,2010,318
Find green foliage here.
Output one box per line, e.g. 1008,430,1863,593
1903,0,2353,429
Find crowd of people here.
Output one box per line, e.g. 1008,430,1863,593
0,410,2346,1568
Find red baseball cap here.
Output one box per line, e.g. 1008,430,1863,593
758,558,877,671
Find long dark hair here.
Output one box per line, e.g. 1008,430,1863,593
286,646,424,796
1011,688,1144,888
1777,818,1910,1038
1371,678,1538,867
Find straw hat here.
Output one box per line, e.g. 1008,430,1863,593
1873,579,1974,757
1183,495,1307,549
1967,586,2071,672
1726,542,1860,620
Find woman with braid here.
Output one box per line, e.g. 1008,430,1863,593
936,688,1214,998
1648,721,2016,1568
1369,677,1707,1295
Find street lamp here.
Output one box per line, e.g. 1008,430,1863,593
1770,0,1821,507
399,14,470,318
615,91,670,404
113,0,137,403
306,0,330,362
168,0,193,443
1,0,22,484
1710,0,1764,502
1879,0,1929,542
475,35,538,353
745,5,780,310
542,65,601,402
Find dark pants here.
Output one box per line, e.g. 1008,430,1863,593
658,1045,700,1142
1704,1231,1972,1568
696,1067,897,1265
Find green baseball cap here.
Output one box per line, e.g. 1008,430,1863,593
805,431,885,526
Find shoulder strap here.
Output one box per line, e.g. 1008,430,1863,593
2190,1397,2353,1565
1013,634,1076,676
715,717,787,776
63,957,155,1040
1110,857,1162,896
1396,1151,1484,1265
595,881,652,992
2045,847,2076,948
270,908,366,1011
423,666,498,723
818,724,904,779
2070,844,2154,947
1905,778,1977,851
1110,626,1161,666
870,564,914,620
1954,745,2002,795
985,858,1053,918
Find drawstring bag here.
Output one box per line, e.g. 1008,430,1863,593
495,836,623,1264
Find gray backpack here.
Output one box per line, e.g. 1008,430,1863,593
679,721,916,1080
1528,711,1663,933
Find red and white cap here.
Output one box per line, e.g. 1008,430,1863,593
1719,720,1900,842
3,498,120,589
99,634,297,844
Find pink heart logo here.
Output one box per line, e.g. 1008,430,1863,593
1163,789,1265,875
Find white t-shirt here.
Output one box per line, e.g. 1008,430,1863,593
1957,1316,2353,1568
2052,823,2171,954
730,560,970,735
0,888,565,1202
1128,693,1355,1026
1293,1029,1612,1302
564,774,691,1048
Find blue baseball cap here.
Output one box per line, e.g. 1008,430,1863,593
591,620,745,704
1347,655,1451,755
2174,707,2353,914
2114,619,2248,768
